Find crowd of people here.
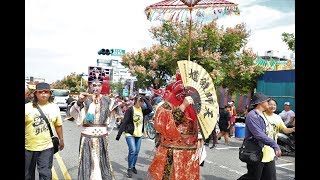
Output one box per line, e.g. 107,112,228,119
25,72,295,180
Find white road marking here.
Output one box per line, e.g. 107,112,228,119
276,162,294,167
278,157,294,162
217,164,245,175
276,163,295,171
215,147,239,150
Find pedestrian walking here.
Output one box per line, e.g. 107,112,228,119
25,82,64,180
204,125,218,149
115,94,153,178
238,92,281,180
216,105,232,145
69,76,115,180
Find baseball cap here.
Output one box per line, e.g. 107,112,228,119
227,101,233,105
284,102,290,106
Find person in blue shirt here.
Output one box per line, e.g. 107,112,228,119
238,92,281,180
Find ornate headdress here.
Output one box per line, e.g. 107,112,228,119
88,67,103,83
161,73,197,121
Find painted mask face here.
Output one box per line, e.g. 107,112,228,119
90,82,102,94
162,80,185,107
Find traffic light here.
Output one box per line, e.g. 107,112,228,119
98,48,114,55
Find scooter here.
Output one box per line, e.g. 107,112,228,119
277,130,295,157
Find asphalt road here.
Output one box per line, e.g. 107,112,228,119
36,111,295,180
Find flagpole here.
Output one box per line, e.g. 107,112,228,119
188,8,192,61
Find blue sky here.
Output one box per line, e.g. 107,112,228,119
25,0,295,83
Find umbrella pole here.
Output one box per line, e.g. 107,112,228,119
188,8,192,61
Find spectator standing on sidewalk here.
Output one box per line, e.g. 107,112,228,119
229,101,237,137
69,76,116,180
238,92,281,180
25,82,64,180
278,102,295,126
116,94,153,178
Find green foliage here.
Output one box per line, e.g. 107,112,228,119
121,20,263,94
50,72,88,93
109,82,125,95
221,53,264,94
281,32,295,51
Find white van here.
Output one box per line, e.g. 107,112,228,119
51,89,70,110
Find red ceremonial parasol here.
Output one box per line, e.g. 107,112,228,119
145,0,240,61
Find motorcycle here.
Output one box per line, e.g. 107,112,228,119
277,129,295,157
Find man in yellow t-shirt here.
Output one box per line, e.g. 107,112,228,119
25,82,64,180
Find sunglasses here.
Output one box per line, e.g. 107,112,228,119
36,90,50,94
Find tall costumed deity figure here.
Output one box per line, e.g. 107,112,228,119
70,67,116,180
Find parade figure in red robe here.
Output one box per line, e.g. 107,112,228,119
147,73,201,180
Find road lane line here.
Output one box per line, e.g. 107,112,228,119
215,147,239,150
276,163,295,172
276,162,295,172
276,162,294,167
204,158,245,175
54,153,72,180
278,157,294,162
51,166,58,180
216,163,245,175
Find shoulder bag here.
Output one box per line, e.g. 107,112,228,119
239,136,263,164
35,104,60,154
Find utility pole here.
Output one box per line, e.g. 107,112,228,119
130,78,134,96
80,73,88,92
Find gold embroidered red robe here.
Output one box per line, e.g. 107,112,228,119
148,102,199,180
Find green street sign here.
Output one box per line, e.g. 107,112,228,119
122,88,129,97
111,49,125,56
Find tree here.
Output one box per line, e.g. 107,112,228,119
50,72,88,93
121,20,264,95
109,82,125,96
281,32,295,51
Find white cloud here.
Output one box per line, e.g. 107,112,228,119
26,0,294,83
216,0,295,56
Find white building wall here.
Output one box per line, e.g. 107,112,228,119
96,55,135,83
